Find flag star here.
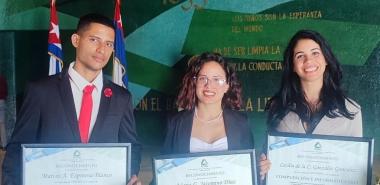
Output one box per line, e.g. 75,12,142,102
49,22,60,37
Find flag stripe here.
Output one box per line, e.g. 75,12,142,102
113,0,128,88
48,44,63,59
48,0,63,76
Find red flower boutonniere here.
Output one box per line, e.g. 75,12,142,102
104,88,112,98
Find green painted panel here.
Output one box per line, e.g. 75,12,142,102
0,7,78,30
260,0,380,25
127,52,182,95
183,9,380,65
2,0,47,15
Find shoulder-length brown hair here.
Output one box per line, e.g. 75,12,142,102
176,52,242,110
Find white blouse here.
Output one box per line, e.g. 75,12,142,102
189,137,228,153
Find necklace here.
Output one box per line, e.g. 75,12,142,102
194,107,223,124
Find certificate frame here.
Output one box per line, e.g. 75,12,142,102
153,149,258,185
22,143,131,185
266,132,374,185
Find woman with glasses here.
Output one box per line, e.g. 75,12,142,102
161,52,254,154
259,29,363,181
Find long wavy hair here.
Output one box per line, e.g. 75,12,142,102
176,52,242,110
266,30,356,130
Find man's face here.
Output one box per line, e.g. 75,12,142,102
71,23,115,74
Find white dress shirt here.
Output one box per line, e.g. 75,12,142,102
68,62,103,140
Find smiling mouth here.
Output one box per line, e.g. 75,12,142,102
203,90,216,96
304,66,318,72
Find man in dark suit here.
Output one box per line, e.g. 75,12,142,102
2,13,141,185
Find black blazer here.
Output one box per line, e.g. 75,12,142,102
2,70,141,185
161,108,254,154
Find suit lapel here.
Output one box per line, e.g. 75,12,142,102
181,110,194,153
223,109,238,150
58,71,81,141
90,80,111,141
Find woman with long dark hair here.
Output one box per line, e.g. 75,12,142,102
161,52,254,154
267,29,362,136
259,29,362,181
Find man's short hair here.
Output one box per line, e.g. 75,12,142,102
76,13,115,34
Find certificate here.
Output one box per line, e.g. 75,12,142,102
153,149,258,185
22,143,131,185
266,132,374,185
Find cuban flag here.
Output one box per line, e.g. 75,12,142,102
48,0,63,75
113,0,128,88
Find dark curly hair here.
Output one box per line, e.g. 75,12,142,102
176,52,242,110
266,30,356,130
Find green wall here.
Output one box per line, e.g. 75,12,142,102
1,0,380,155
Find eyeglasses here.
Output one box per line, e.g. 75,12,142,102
193,75,227,86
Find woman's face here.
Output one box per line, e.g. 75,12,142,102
293,39,327,84
195,61,229,107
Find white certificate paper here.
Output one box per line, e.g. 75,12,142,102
154,150,257,185
22,143,131,185
266,133,373,185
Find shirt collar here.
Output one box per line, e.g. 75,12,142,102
68,62,103,92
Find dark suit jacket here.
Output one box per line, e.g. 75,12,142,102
2,70,141,185
161,108,254,154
